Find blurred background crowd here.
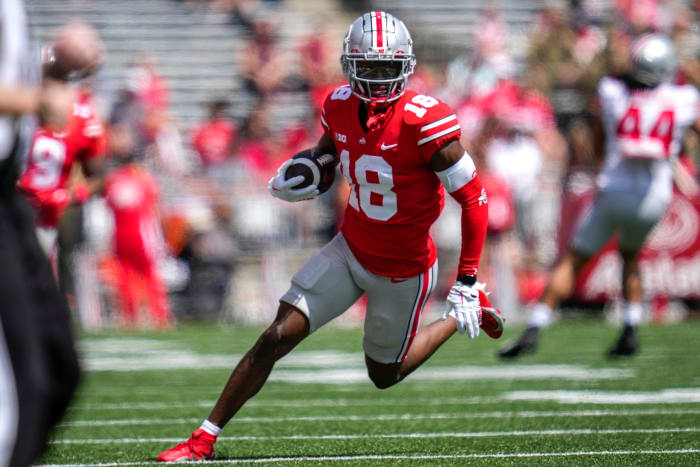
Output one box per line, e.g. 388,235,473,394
23,0,700,330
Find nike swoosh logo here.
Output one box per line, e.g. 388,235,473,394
390,277,408,283
381,143,398,150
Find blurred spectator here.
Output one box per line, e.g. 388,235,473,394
479,118,543,240
614,0,674,35
239,12,290,99
190,98,237,167
175,195,238,320
104,152,173,330
113,54,190,176
671,4,700,87
557,117,600,255
109,85,149,160
236,100,285,179
526,1,606,131
298,19,338,90
209,0,261,31
125,52,170,114
298,19,346,116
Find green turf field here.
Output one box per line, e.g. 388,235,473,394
38,317,700,466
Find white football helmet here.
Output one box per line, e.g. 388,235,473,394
340,11,416,103
630,33,678,87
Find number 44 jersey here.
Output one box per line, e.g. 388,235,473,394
321,85,462,278
597,76,699,197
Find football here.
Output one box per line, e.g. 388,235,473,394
284,149,337,194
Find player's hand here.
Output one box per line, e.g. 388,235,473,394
442,281,481,338
268,159,320,202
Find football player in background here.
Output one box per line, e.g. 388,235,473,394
157,11,504,462
104,149,173,330
499,33,700,359
0,6,94,466
17,21,107,263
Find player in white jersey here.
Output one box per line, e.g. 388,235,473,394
500,33,700,359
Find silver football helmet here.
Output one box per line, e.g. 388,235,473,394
340,11,416,103
630,33,678,87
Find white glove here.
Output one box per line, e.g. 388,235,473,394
268,159,320,202
442,281,481,339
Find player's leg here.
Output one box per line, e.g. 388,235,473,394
206,302,309,427
157,302,310,462
365,317,456,389
115,258,138,327
608,188,669,357
157,234,363,462
500,192,613,359
357,261,442,389
207,234,362,426
142,264,173,330
607,251,643,357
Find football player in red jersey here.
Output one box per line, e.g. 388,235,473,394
104,152,173,330
157,11,503,462
17,22,107,261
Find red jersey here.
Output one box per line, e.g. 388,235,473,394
190,118,237,166
18,92,106,226
321,86,461,277
104,165,163,267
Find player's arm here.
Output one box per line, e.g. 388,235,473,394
268,133,337,202
74,156,107,203
430,139,487,279
0,79,73,128
0,86,39,115
431,139,489,338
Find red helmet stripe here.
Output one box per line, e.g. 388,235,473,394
374,11,384,48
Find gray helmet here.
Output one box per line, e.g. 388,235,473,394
630,33,678,87
340,11,416,103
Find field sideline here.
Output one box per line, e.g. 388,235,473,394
38,318,700,466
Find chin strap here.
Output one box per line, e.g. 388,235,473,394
366,100,392,131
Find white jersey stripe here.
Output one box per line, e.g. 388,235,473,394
418,124,461,146
320,115,328,129
421,114,457,132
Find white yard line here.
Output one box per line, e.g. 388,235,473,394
70,396,495,411
70,387,700,411
504,388,700,404
49,427,700,444
56,408,700,427
35,449,700,466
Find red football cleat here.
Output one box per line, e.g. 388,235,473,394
157,429,216,462
478,288,505,339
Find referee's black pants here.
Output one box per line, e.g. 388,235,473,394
0,192,80,467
